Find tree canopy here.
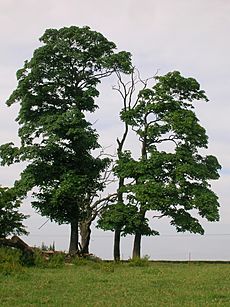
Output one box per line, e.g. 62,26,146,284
0,186,27,238
0,26,132,253
0,26,221,259
98,71,221,258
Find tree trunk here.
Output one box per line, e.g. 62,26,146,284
69,218,79,254
132,205,146,259
131,123,147,260
132,232,142,259
114,229,121,261
79,220,91,254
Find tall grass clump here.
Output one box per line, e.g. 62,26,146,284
128,255,150,267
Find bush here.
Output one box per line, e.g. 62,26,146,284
33,249,65,268
48,253,65,268
0,246,21,262
0,247,24,275
33,249,47,268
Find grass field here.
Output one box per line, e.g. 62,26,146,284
1,260,230,306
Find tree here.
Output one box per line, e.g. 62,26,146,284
0,26,132,253
102,70,221,258
98,69,158,260
97,69,134,261
0,186,27,238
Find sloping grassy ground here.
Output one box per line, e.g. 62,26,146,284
1,258,230,306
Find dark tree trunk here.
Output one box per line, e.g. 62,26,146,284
114,229,121,261
79,220,91,254
113,174,125,262
132,207,146,259
69,218,79,254
131,123,147,260
114,121,128,262
132,232,142,258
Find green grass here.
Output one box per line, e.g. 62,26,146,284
1,261,230,306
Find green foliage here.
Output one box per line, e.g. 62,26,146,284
98,202,158,236
0,247,22,264
0,246,35,268
106,71,221,242
33,250,65,268
33,249,47,268
0,25,132,250
48,253,65,268
0,247,24,275
97,202,133,232
0,187,27,238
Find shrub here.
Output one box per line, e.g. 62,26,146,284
0,247,24,275
33,249,47,268
33,249,65,268
0,247,22,264
47,253,65,268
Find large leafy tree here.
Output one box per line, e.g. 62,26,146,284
100,71,221,259
0,26,132,253
0,186,27,238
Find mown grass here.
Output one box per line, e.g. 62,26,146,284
1,258,230,306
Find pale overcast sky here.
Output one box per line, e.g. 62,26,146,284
0,0,230,260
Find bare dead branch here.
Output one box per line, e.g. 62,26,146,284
152,214,166,219
155,135,179,146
